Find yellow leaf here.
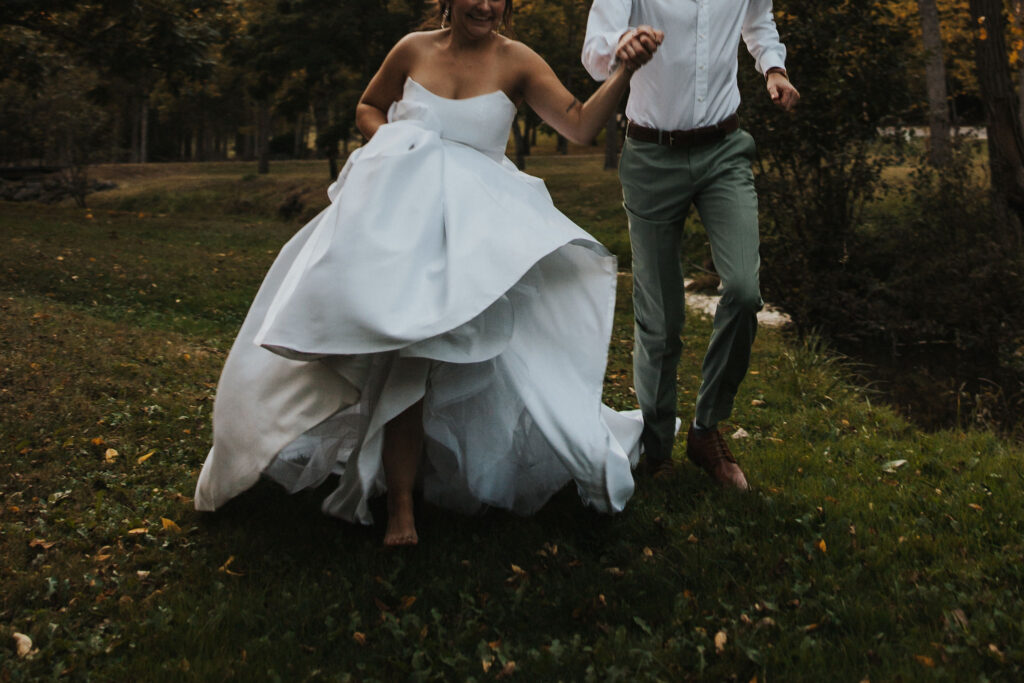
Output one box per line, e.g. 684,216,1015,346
161,517,181,533
104,448,119,463
642,546,654,557
968,503,983,511
219,555,244,576
29,538,56,549
352,632,367,646
687,534,699,544
91,436,104,446
481,656,493,673
137,450,155,464
127,527,148,535
399,595,417,610
817,539,827,553
714,630,727,654
914,655,935,668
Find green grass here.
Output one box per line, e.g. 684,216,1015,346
2,161,1023,681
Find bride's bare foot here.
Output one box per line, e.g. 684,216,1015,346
383,493,418,546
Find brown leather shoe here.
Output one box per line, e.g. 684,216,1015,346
685,424,749,490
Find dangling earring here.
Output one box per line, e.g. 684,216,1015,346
441,4,449,28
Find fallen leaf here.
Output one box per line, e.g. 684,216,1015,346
947,608,969,630
882,459,907,473
488,638,502,650
219,556,244,576
399,595,417,610
137,450,155,464
731,428,749,440
510,564,526,576
13,632,32,658
352,632,367,646
104,448,119,463
687,534,699,544
481,656,493,673
968,503,983,511
817,539,827,554
127,527,148,535
714,630,727,654
642,546,654,557
29,538,56,550
161,517,181,533
91,437,104,446
751,399,766,406
605,567,624,577
495,661,516,679
914,655,935,668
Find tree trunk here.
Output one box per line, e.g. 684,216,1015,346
130,97,140,163
139,99,149,164
969,0,1024,241
1013,1,1024,134
257,101,271,175
603,112,619,170
917,0,951,166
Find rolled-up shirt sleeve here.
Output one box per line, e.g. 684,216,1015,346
742,0,787,75
582,0,632,81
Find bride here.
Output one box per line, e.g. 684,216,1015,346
194,0,663,545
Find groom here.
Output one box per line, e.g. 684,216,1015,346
582,0,799,488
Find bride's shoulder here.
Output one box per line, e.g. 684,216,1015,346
393,31,439,53
496,36,542,65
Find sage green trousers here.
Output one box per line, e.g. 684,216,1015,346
619,129,763,461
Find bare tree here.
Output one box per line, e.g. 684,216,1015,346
917,0,951,166
969,0,1024,240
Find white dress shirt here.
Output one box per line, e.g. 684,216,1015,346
582,0,787,131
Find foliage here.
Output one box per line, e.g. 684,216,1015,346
739,0,914,336
2,162,1024,680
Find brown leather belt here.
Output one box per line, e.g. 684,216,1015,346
626,114,739,148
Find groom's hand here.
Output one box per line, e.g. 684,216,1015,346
616,25,664,73
767,70,800,111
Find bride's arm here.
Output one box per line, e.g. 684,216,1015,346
514,30,661,146
356,36,419,140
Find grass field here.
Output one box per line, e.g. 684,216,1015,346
2,159,1023,681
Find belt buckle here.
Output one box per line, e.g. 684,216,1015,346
665,130,676,147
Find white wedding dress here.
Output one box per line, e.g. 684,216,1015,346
194,77,643,524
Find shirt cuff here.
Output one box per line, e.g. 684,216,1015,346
757,50,787,77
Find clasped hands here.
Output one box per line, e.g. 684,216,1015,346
615,25,664,73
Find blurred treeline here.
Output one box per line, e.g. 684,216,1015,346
0,0,596,169
2,0,1024,434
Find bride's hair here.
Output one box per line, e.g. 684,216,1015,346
423,1,515,34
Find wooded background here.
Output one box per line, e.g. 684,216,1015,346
2,0,1024,434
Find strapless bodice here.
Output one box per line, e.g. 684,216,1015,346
387,77,516,160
